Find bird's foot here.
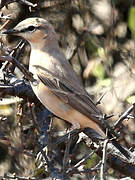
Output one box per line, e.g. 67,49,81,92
70,122,81,130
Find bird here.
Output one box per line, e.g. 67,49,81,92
2,17,130,159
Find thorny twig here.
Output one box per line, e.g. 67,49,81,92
0,40,25,73
0,55,35,82
96,92,106,105
97,114,119,139
113,104,135,129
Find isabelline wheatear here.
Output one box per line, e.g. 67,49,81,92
2,17,130,158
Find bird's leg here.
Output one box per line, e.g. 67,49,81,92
70,122,81,130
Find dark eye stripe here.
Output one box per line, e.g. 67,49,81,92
19,25,46,33
20,26,37,33
27,26,36,31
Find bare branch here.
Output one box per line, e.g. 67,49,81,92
113,104,135,128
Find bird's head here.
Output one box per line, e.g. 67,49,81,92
2,17,57,48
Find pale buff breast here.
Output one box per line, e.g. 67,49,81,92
29,48,74,117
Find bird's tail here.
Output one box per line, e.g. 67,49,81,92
84,128,130,159
111,139,130,159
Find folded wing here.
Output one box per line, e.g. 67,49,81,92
34,65,104,129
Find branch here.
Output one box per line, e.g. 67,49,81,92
0,56,35,82
113,104,135,128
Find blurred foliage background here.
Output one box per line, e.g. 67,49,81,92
0,0,135,179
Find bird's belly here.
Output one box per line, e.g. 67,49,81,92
31,81,73,119
31,81,106,138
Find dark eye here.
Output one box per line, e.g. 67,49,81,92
27,26,36,32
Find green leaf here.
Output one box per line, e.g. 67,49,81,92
98,47,106,59
93,63,105,79
128,7,135,36
127,95,135,104
98,78,112,87
86,153,100,168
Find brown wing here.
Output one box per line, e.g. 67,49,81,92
34,65,104,128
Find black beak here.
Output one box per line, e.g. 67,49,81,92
2,29,19,34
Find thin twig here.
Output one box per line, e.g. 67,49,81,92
0,40,25,72
100,139,108,180
39,145,63,180
0,13,12,20
19,0,37,7
29,103,41,132
3,173,37,180
0,19,11,31
68,31,86,62
99,114,119,138
0,56,35,82
113,104,135,128
52,129,81,147
67,150,96,175
96,92,106,105
62,132,72,177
